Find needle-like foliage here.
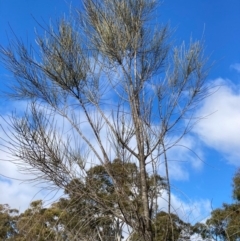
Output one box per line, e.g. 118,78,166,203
0,0,211,240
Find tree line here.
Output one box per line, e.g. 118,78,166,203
1,167,240,240
1,160,191,241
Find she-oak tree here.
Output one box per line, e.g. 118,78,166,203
0,0,210,240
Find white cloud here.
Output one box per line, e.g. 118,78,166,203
190,233,208,241
157,135,205,181
0,146,63,212
193,78,240,165
158,190,211,224
230,63,240,73
0,96,208,213
0,159,42,211
0,108,64,211
2,76,237,220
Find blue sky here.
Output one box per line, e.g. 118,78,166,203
0,0,240,223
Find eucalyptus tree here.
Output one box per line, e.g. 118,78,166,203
0,204,18,240
15,200,60,241
63,159,166,240
0,0,210,240
193,169,240,241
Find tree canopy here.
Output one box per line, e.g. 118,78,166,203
193,169,240,241
0,162,188,241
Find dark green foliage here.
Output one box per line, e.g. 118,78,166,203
194,169,240,241
64,159,167,239
0,161,167,240
0,204,18,240
0,199,188,241
15,200,62,241
153,211,191,241
130,211,191,241
233,169,240,202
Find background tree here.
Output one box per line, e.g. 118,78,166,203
0,198,191,241
15,200,61,241
193,169,240,241
191,222,212,241
131,211,191,241
0,0,210,240
0,204,18,240
153,211,191,241
64,159,166,240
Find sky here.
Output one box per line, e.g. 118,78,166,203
0,0,240,225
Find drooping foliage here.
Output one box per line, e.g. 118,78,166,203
0,0,210,240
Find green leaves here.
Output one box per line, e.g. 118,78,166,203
0,204,18,240
193,169,240,241
233,169,240,202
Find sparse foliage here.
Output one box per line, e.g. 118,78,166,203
0,0,210,240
